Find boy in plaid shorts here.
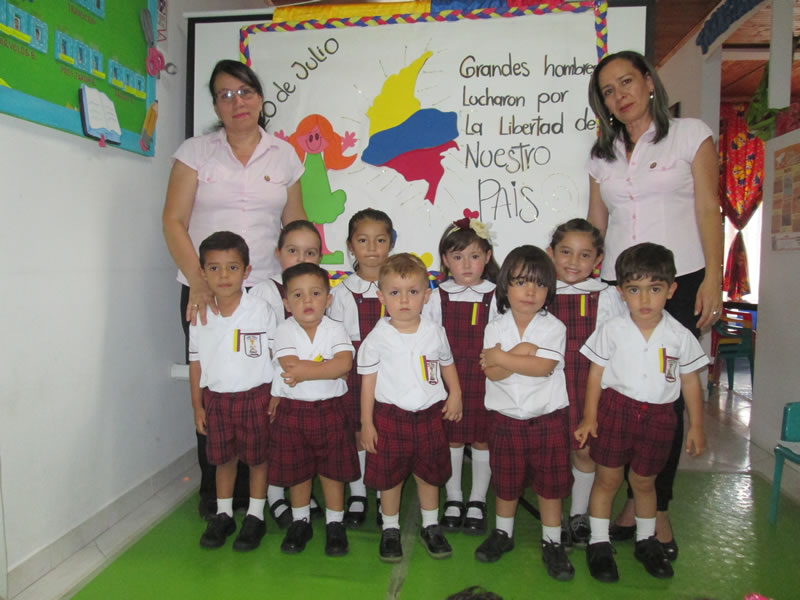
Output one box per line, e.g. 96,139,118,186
190,232,277,552
576,243,708,583
358,254,463,563
269,262,359,557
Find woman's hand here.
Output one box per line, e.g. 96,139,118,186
186,279,218,326
694,273,723,330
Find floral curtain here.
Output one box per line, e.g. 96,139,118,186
718,102,764,301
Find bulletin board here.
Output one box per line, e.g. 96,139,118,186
0,0,158,156
188,1,649,269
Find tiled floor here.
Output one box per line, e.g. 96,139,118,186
10,360,799,599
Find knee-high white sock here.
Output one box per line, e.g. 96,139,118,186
570,466,595,516
444,447,465,517
467,448,491,519
348,450,367,513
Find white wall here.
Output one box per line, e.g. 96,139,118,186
751,127,800,452
0,0,261,572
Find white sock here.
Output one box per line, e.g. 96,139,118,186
310,496,319,510
292,505,311,522
216,498,233,518
348,451,367,513
421,508,439,528
382,512,400,530
570,467,595,516
467,448,492,519
635,516,656,541
445,447,465,501
267,486,287,515
496,515,515,538
246,497,266,520
589,517,610,544
542,525,562,545
326,509,344,524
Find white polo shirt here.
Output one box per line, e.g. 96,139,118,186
555,278,626,325
189,291,277,393
328,273,383,341
249,277,286,323
483,310,568,420
426,279,499,326
357,317,454,412
586,118,713,279
580,311,709,405
271,315,354,401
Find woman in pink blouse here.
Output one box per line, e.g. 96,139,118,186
585,50,723,562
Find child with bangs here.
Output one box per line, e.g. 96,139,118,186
475,246,575,582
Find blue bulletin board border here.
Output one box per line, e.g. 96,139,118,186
0,0,158,156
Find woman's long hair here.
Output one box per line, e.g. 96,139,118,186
208,60,267,129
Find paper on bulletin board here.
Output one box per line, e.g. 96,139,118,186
0,0,158,156
770,141,800,251
241,4,615,269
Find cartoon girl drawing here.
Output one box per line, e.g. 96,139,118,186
278,115,357,264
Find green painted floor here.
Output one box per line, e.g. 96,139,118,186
73,471,799,600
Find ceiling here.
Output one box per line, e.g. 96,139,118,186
654,0,800,103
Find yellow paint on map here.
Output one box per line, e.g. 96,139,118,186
0,77,9,88
367,51,431,136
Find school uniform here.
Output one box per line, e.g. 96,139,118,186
580,311,709,476
248,277,290,322
269,316,359,487
429,280,498,444
328,274,384,430
357,317,454,490
484,310,572,501
549,280,625,449
188,292,277,466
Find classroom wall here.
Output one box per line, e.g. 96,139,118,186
0,0,262,574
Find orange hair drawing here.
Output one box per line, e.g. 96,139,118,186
287,114,356,170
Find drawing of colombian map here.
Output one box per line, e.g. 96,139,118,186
361,52,459,205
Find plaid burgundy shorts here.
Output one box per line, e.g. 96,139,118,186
204,383,271,466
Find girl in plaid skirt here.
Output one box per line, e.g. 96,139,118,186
547,218,624,547
428,213,500,536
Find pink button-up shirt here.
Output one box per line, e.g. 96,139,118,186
586,118,713,280
172,127,304,286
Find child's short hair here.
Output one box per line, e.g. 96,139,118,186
277,219,322,249
439,217,500,283
199,231,249,267
378,253,429,289
549,218,604,256
495,245,556,314
615,242,677,285
281,262,330,292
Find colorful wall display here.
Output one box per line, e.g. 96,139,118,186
0,0,158,156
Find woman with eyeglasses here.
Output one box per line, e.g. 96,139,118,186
162,59,306,519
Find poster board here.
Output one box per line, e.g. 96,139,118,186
188,3,648,270
0,0,158,156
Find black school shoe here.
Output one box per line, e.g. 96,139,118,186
634,536,674,578
269,499,292,530
541,540,575,582
661,538,679,561
439,500,465,530
609,522,636,541
198,496,216,521
462,501,487,536
343,495,367,528
420,524,453,559
474,529,514,563
325,521,349,557
586,541,619,582
200,513,236,548
280,519,313,554
569,513,591,547
232,515,266,552
379,527,403,563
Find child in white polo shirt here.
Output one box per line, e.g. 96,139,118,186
576,242,708,583
190,231,277,552
358,253,463,563
269,263,359,557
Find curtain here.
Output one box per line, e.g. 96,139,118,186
718,102,764,301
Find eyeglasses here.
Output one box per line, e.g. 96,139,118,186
215,87,257,103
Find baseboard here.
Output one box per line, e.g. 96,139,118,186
8,450,197,599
